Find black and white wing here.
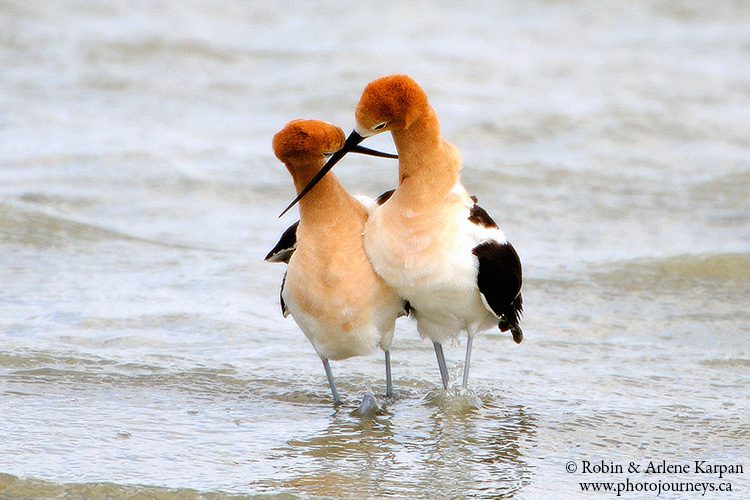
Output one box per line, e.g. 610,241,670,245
264,221,299,263
265,224,296,317
279,270,289,317
469,203,524,344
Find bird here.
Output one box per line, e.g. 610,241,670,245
267,119,407,405
281,75,523,390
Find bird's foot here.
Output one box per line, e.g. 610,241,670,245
350,392,384,418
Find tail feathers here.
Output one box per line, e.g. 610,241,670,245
499,319,523,344
498,293,523,344
510,325,523,344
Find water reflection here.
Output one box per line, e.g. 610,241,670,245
259,391,536,498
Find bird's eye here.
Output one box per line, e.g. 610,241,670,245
372,122,387,131
322,152,333,158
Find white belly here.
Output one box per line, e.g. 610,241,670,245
364,195,499,344
283,292,387,360
405,284,498,344
282,268,403,360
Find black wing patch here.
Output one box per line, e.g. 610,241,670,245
264,221,299,263
375,189,395,206
473,240,524,343
403,300,412,317
280,270,289,317
468,204,498,228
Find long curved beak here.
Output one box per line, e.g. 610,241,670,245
351,144,397,159
279,131,391,217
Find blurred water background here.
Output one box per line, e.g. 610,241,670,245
1,1,749,498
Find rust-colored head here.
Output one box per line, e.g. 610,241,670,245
354,74,430,136
275,116,399,217
273,119,346,165
276,76,428,217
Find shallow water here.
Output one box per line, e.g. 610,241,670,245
1,1,749,498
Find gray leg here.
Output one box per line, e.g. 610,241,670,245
385,350,393,398
433,341,449,389
321,357,341,405
462,335,474,389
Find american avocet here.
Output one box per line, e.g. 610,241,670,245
282,76,523,390
267,119,407,405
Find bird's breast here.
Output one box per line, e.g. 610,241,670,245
364,199,477,293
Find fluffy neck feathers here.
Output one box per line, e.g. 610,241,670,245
391,107,461,207
288,162,363,225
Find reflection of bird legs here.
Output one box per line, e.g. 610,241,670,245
385,350,393,398
321,357,341,405
462,335,473,389
433,341,449,389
